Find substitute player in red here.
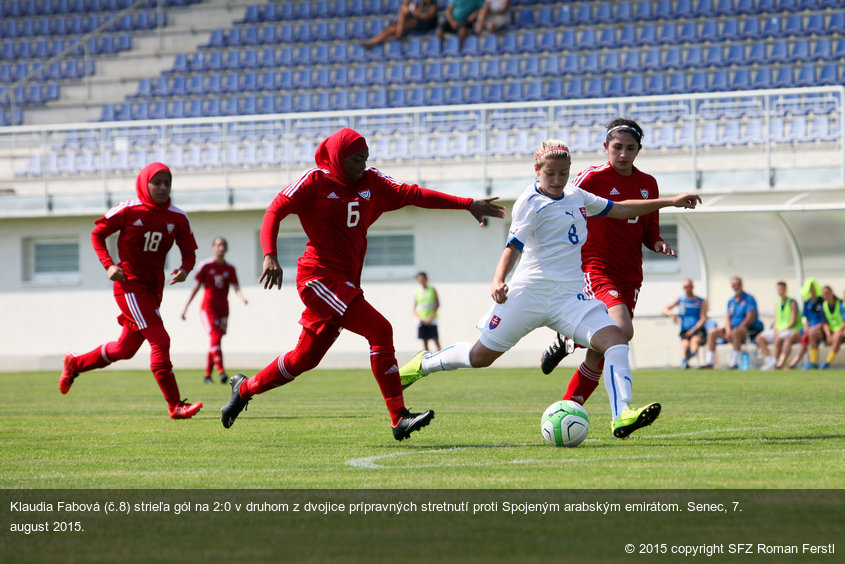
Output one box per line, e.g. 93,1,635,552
220,127,505,440
181,237,248,384
59,162,203,420
540,119,675,433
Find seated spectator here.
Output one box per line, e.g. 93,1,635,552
362,0,438,47
699,276,764,369
819,285,845,369
662,279,708,369
475,0,512,35
755,281,801,370
787,278,827,370
437,0,485,48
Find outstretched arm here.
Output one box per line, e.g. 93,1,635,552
607,193,701,220
469,197,506,226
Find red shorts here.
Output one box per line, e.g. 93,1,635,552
584,272,640,318
200,308,228,335
296,275,364,336
114,289,163,332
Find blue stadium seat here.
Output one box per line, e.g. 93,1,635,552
694,0,715,16
484,83,504,103
502,57,520,78
500,32,518,53
600,51,620,72
407,86,425,106
682,46,702,68
421,36,441,58
689,71,707,91
426,85,445,106
667,72,686,94
579,52,598,74
747,41,767,64
170,75,187,96
606,75,623,95
516,7,535,28
639,23,657,45
674,0,693,16
645,74,665,95
741,17,762,39
811,37,832,61
794,65,815,87
523,56,541,77
732,68,751,90
294,93,312,112
621,50,640,71
445,84,464,105
773,66,794,87
223,71,240,92
830,11,845,34
725,43,745,66
387,87,406,108
752,67,773,88
544,79,563,100
585,76,603,98
207,97,223,117
276,93,293,113
664,47,683,69
626,74,645,96
705,45,724,66
369,63,387,84
617,25,636,47
700,20,718,42
595,2,613,23
678,21,697,43
482,58,502,80
642,48,661,70
790,39,811,62
817,63,839,85
710,69,729,91
578,28,596,50
615,1,633,21
763,15,782,37
575,3,592,24
720,18,739,40
598,27,616,48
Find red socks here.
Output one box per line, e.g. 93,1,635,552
562,361,603,405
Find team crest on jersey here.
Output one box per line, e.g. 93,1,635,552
358,189,371,200
166,223,175,233
489,315,501,329
609,290,619,297
640,189,650,199
579,207,587,219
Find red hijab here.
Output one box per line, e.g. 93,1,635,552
136,161,172,210
314,128,368,186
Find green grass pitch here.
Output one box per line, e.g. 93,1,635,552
3,366,843,489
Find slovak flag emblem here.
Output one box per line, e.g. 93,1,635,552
579,207,587,219
640,189,650,199
489,315,501,329
166,223,175,233
358,189,371,200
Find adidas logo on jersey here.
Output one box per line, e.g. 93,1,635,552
609,188,620,195
327,192,339,199
133,219,144,226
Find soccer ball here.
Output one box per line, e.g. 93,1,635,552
541,400,589,447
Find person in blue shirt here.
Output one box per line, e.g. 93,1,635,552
700,276,764,369
662,279,708,368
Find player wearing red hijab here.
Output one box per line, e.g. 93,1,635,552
220,128,505,440
59,162,202,420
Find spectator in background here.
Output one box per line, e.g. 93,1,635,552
699,276,764,369
361,0,438,47
819,285,845,369
474,0,512,34
662,279,708,369
414,271,441,351
787,278,827,370
755,281,801,370
437,0,485,48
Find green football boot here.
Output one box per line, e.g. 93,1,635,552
399,350,430,389
612,402,662,439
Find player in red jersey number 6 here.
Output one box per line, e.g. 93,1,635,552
220,128,505,441
59,162,203,420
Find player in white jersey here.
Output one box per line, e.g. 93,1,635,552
399,140,701,438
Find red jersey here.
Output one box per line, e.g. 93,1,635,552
573,163,663,287
261,129,471,287
195,258,239,315
91,162,197,299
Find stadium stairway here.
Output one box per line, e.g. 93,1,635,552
22,0,259,125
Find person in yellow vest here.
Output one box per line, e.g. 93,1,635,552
787,278,827,370
820,285,845,369
414,271,441,351
755,281,802,370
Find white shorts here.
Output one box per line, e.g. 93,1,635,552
759,328,796,344
476,280,615,352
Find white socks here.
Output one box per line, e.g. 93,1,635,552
602,344,633,420
420,341,473,374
